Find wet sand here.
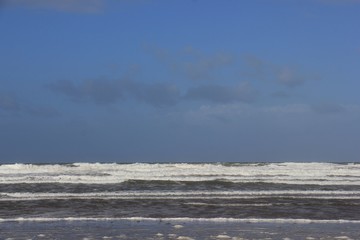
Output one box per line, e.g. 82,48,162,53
0,220,359,240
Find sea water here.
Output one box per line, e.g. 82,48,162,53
1,162,360,239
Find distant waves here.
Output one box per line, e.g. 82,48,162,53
1,162,360,185
1,162,360,221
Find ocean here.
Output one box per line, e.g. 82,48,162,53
1,162,360,239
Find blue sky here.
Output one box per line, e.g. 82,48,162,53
0,0,359,163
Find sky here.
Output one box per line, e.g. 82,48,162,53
0,0,359,163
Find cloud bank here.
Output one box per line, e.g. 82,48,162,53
185,83,256,104
48,79,125,104
48,79,180,107
49,76,260,107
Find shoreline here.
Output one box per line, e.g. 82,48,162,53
1,219,360,239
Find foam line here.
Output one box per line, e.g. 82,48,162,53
1,217,360,224
1,190,360,201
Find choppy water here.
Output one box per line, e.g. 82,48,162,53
1,162,360,222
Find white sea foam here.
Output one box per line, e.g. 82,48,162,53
0,162,360,185
0,217,360,224
1,190,360,201
184,202,274,207
213,234,232,239
177,236,194,240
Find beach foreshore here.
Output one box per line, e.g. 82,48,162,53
0,219,359,240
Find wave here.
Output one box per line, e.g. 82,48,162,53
2,190,360,201
1,217,360,224
1,162,360,185
2,181,360,195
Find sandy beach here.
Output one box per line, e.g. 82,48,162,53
1,219,359,240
